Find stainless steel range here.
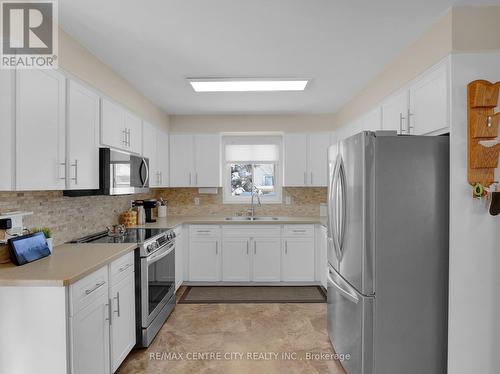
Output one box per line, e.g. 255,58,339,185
71,227,176,347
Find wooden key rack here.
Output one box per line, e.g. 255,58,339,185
467,80,500,186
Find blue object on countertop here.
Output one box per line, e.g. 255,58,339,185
8,232,51,266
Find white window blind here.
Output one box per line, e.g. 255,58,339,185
225,144,279,162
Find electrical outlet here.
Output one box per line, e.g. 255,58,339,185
194,197,200,206
285,195,292,205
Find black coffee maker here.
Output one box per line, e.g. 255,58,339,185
133,199,158,223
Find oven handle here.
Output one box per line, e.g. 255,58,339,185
147,242,174,264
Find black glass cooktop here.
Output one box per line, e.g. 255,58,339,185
72,228,168,244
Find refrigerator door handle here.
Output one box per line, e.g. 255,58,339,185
338,156,348,257
329,155,342,262
328,269,359,304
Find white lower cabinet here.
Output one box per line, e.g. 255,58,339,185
71,292,111,374
282,233,315,282
222,238,251,281
252,238,281,282
70,251,135,374
190,225,316,284
174,226,183,290
110,272,136,373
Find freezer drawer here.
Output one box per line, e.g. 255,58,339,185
327,267,373,374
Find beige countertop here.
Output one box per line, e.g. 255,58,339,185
137,215,327,229
0,243,136,287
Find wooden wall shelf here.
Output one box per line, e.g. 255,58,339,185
468,80,500,186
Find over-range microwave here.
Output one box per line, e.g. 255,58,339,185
64,148,149,197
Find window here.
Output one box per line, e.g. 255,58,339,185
223,136,282,204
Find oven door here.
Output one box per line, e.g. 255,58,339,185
141,241,175,327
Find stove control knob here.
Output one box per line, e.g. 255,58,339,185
147,242,158,253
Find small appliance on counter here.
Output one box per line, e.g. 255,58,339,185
0,211,34,264
8,232,51,266
133,199,158,223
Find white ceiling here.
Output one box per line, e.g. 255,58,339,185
59,0,500,115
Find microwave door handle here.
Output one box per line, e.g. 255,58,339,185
143,158,149,188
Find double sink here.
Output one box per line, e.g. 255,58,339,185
225,216,280,221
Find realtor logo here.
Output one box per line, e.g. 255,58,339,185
1,0,58,69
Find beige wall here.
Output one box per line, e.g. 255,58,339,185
452,6,500,52
170,114,336,133
59,29,170,129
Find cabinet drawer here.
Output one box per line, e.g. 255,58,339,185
70,266,108,316
283,224,315,237
110,251,135,285
222,225,281,238
190,225,220,238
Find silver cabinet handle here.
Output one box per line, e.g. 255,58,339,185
113,292,121,317
254,241,257,255
407,109,414,133
285,240,288,254
310,172,313,185
70,160,78,184
59,162,66,180
85,281,105,295
189,172,192,186
195,172,198,185
122,129,128,145
292,229,306,233
215,241,218,255
196,230,211,233
399,112,406,134
127,128,131,147
160,171,163,185
304,172,307,185
118,263,133,273
247,240,249,255
105,299,112,324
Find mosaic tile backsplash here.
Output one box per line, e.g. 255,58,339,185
0,187,326,246
154,187,327,217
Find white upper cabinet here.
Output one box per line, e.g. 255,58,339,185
157,128,170,187
382,89,409,134
409,61,449,135
170,134,194,187
66,80,100,190
142,121,158,186
143,121,169,188
124,111,142,154
170,134,220,187
284,133,330,187
284,133,307,186
0,70,14,191
16,69,66,191
194,134,220,187
308,133,330,186
101,98,142,154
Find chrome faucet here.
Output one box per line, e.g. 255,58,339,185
250,187,261,218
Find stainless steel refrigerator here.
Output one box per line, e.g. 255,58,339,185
327,131,449,374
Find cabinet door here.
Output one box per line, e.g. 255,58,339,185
67,80,100,190
16,69,66,190
284,133,308,186
189,239,221,281
0,70,14,190
382,89,409,134
142,121,159,186
124,111,142,154
194,134,220,187
409,62,449,135
157,128,170,187
308,133,330,187
71,293,110,374
170,134,194,187
253,238,281,282
282,238,315,281
175,233,183,290
222,238,251,282
101,98,126,150
110,273,136,373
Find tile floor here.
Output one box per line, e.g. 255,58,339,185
117,288,345,374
